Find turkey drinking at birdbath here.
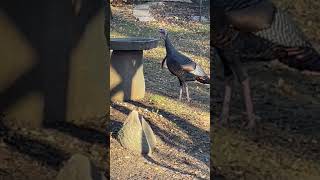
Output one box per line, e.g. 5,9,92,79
212,0,320,129
159,28,210,102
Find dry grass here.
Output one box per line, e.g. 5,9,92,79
110,3,210,112
212,1,320,179
110,3,210,179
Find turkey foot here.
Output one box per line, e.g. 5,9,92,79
302,70,320,76
244,121,256,130
241,113,257,130
219,113,230,126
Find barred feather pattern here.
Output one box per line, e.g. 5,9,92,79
254,9,311,48
212,0,320,73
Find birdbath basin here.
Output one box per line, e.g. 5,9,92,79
110,37,159,101
110,38,158,50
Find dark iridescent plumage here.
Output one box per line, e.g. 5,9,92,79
160,29,210,102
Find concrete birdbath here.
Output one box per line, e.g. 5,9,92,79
110,37,158,101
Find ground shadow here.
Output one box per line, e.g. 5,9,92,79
110,5,210,176
111,9,210,110
110,116,125,139
49,121,107,145
144,155,207,179
2,133,69,170
0,0,104,126
111,101,209,173
212,61,320,163
0,119,69,170
110,50,142,101
0,0,108,172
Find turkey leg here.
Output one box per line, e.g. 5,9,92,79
179,86,183,101
185,83,191,102
241,78,256,129
178,80,183,101
222,55,257,129
219,77,233,125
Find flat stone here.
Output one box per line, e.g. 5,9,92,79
134,4,150,10
136,16,155,22
133,10,150,17
133,2,156,22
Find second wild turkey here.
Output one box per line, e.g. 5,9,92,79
159,28,210,102
212,0,320,129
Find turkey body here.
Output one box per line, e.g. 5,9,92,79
212,0,320,129
160,29,210,102
165,46,207,84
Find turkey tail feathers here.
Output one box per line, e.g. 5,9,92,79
196,76,210,84
279,47,320,72
191,64,210,84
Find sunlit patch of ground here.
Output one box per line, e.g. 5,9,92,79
110,2,210,179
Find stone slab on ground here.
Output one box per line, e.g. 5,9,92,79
133,3,155,22
117,110,157,155
56,154,105,180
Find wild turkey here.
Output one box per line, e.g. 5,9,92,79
212,0,320,129
159,28,210,102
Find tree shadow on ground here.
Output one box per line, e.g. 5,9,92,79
110,101,209,176
110,6,210,177
0,120,68,170
49,121,107,145
0,0,108,173
0,117,108,171
144,155,207,179
111,10,210,110
212,62,320,164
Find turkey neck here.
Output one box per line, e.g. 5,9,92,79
164,35,177,56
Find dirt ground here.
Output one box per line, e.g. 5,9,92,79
110,2,210,179
110,99,210,179
212,0,320,179
212,61,320,179
0,117,108,180
2,1,320,180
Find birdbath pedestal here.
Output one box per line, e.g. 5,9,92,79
110,38,158,101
